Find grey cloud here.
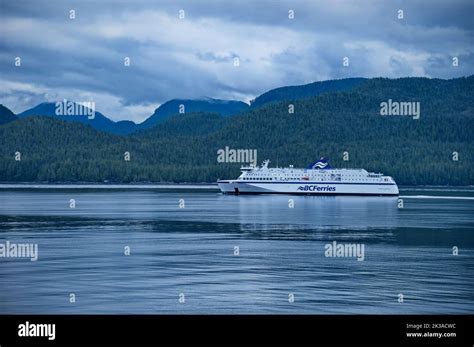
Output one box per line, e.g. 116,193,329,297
196,51,238,63
0,0,472,121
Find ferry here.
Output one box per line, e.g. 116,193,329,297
217,157,399,196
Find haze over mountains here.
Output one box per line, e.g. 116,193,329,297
1,76,473,185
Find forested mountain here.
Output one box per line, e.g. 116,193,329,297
1,76,472,185
18,102,137,135
137,98,249,129
250,78,366,108
16,98,249,134
0,104,17,125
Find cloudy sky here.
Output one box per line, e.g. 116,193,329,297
1,0,473,122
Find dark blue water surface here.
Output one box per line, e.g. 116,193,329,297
0,185,473,314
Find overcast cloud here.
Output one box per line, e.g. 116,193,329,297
0,0,473,122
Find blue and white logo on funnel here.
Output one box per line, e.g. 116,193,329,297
313,160,328,169
306,157,331,170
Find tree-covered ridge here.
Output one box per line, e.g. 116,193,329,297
18,102,137,135
15,98,249,135
250,77,366,108
0,104,17,125
137,98,249,130
0,76,472,185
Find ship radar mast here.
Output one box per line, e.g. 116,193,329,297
261,159,270,168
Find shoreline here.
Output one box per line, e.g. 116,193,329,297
0,183,473,191
0,183,219,189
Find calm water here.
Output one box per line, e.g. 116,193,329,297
0,186,473,314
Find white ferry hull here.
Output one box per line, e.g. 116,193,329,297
217,181,399,196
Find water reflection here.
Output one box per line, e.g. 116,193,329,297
233,195,399,231
0,189,473,314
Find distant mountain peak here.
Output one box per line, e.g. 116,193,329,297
138,97,249,130
17,101,136,135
